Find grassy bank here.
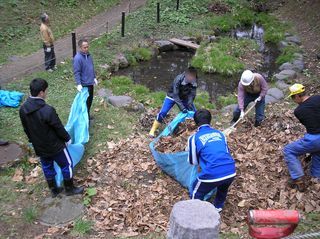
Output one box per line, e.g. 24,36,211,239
0,0,120,65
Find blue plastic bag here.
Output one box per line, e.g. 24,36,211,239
54,88,89,186
0,90,24,108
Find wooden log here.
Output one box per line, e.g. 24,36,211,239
169,38,200,50
167,200,220,239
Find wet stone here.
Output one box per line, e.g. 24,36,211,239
39,195,84,226
167,200,220,239
0,143,25,168
154,40,176,52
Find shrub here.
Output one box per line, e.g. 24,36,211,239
194,91,215,110
217,94,237,108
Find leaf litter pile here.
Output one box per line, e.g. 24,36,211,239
85,102,320,237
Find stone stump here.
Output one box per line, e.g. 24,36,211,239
167,200,220,239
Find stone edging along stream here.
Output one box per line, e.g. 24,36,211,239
99,33,305,113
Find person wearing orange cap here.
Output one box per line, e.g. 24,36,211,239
231,70,268,127
283,84,320,192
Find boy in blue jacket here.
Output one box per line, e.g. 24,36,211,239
188,109,236,212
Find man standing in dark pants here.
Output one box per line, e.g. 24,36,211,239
19,79,84,197
40,13,56,72
73,39,98,120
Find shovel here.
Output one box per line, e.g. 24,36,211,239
223,102,257,136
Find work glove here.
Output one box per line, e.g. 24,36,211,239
240,110,245,119
94,78,98,85
77,85,83,92
182,108,188,114
255,96,262,103
46,47,51,53
66,139,72,146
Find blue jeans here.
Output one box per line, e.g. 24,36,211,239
190,177,234,209
156,96,196,123
283,133,320,179
233,93,265,122
40,148,73,180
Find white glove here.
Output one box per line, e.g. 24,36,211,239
255,96,262,103
66,139,72,146
46,47,51,53
240,111,245,119
94,78,98,85
77,85,83,92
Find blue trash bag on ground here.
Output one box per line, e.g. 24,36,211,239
150,111,216,199
54,88,89,186
0,90,24,108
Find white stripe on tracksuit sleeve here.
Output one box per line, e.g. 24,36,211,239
188,135,199,165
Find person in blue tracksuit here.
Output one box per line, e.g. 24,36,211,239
149,67,198,137
188,109,236,212
283,84,320,192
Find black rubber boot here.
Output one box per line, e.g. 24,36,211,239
47,179,63,198
254,120,262,127
64,179,84,196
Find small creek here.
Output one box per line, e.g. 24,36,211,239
115,24,280,103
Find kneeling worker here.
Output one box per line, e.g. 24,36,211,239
19,79,84,197
188,109,236,212
149,67,198,137
283,84,320,192
232,70,268,127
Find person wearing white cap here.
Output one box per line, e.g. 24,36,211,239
231,70,268,127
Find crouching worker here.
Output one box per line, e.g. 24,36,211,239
232,70,268,127
149,67,198,137
188,109,236,212
283,84,320,192
19,78,84,197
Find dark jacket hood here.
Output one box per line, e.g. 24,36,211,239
22,97,46,114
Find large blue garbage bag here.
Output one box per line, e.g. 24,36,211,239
0,90,24,107
54,88,89,186
150,112,216,199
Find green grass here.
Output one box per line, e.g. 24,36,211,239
71,218,93,236
276,45,301,65
217,94,237,108
192,37,258,75
194,91,215,110
295,213,320,234
0,0,120,65
22,206,38,223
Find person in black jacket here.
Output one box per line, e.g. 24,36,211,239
19,79,84,197
149,67,198,137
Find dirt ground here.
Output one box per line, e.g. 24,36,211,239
0,0,147,85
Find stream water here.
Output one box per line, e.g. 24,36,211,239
115,24,279,102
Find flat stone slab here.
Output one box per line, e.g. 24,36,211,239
274,69,297,82
39,195,84,226
108,95,133,107
168,200,220,239
267,88,284,100
0,143,25,168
